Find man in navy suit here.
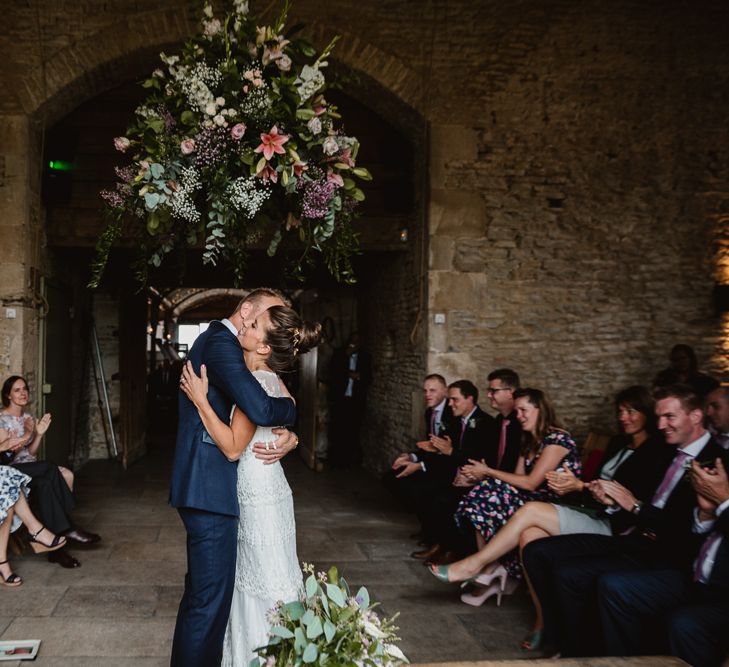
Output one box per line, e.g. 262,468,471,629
522,384,726,657
169,288,298,667
597,456,729,665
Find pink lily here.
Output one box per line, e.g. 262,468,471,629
254,125,289,161
339,147,355,167
293,160,308,177
327,170,344,187
255,162,278,183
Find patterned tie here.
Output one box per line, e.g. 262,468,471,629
651,450,690,506
694,530,721,582
497,419,510,469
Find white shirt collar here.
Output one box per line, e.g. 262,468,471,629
433,398,447,418
221,318,239,336
679,430,711,458
461,406,478,423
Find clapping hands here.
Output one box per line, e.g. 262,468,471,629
546,463,583,496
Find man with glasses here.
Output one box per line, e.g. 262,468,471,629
484,368,522,473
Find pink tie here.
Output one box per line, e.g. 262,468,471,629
497,419,510,469
651,450,690,506
460,420,467,446
430,410,437,436
694,531,721,582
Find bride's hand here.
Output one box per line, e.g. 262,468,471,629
180,361,208,407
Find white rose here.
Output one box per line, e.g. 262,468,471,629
215,97,225,107
307,117,322,135
322,136,339,156
213,114,226,126
205,102,216,116
277,54,292,72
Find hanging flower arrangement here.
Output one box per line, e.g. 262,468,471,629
90,0,371,288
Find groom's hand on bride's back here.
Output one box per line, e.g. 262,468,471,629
252,428,299,464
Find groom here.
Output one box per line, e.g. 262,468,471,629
170,288,298,667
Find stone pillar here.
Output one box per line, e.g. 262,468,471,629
0,114,43,390
427,124,487,380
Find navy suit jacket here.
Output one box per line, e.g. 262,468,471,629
169,320,296,516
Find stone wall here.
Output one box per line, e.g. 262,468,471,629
1,0,728,466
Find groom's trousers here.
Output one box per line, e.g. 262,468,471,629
171,508,238,667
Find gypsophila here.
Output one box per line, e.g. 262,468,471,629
170,166,202,223
227,177,270,218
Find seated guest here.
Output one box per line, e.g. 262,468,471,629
0,465,67,587
1,376,100,569
428,386,665,648
431,389,581,597
483,368,522,473
411,379,493,561
706,385,729,450
522,383,726,658
653,344,718,398
384,374,458,540
597,456,729,667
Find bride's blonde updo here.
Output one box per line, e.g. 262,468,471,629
263,305,322,372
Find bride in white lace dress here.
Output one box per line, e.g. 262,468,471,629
180,304,322,666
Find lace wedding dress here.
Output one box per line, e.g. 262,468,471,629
221,370,303,666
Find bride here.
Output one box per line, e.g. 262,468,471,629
180,304,321,665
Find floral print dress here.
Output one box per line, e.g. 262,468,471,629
0,465,31,533
455,428,582,578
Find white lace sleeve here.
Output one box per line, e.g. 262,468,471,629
252,370,283,398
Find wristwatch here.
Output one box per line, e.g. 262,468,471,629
631,500,643,515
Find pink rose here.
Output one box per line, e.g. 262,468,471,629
114,136,130,152
231,123,246,140
180,139,196,155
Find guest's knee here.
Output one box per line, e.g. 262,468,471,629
668,607,701,640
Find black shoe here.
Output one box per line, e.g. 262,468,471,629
48,549,81,568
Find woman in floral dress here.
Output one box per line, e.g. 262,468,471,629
438,389,581,587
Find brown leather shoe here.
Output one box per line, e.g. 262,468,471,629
427,550,459,565
48,549,81,568
411,543,442,560
63,528,101,545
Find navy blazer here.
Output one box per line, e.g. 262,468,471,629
169,320,296,515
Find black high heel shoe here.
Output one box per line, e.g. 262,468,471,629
28,526,67,554
0,559,22,587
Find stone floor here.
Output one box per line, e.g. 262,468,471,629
0,441,678,665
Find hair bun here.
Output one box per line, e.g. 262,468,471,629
297,321,322,355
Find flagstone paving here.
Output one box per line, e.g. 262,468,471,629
0,442,544,665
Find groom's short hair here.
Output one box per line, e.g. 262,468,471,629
235,288,290,312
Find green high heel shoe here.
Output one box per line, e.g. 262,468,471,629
521,628,543,651
429,563,479,585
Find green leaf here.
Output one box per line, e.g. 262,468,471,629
181,110,197,126
342,178,355,190
326,583,346,608
255,156,268,174
352,167,372,180
150,163,164,179
334,162,351,170
305,574,318,598
323,619,336,642
148,118,165,134
351,188,365,202
306,616,323,639
294,627,306,653
301,610,316,626
327,566,339,585
355,586,370,608
144,192,160,209
282,600,305,621
296,108,316,120
302,643,318,663
270,625,295,639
